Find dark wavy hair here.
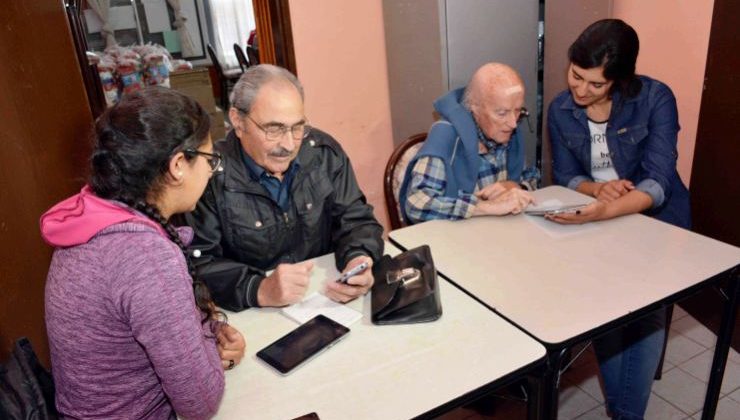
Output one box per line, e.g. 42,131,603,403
568,19,642,98
90,87,219,324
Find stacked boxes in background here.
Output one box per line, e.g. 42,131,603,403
169,68,227,141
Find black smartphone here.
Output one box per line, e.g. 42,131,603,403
256,315,350,375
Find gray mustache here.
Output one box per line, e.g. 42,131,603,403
269,147,292,158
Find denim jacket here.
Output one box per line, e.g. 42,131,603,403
548,76,690,228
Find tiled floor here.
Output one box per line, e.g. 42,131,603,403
438,305,740,419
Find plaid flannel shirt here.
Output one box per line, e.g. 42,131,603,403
404,126,539,223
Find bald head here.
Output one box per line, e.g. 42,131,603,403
463,63,526,144
464,63,524,107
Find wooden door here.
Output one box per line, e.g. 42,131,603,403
684,0,740,351
690,0,740,247
0,0,93,363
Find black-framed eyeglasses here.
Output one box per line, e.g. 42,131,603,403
238,109,311,141
184,149,223,172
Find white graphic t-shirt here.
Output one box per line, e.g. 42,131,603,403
588,119,619,182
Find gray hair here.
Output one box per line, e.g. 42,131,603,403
229,64,304,114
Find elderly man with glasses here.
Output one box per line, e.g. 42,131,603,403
184,64,383,311
399,62,540,224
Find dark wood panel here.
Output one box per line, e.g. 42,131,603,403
690,0,740,247
252,0,297,75
686,0,740,352
0,0,93,364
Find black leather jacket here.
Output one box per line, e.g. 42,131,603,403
184,129,384,311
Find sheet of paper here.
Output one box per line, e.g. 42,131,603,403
281,292,362,328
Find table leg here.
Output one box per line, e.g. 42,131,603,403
540,347,568,420
527,371,545,420
701,268,739,420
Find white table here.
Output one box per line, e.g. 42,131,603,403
389,185,740,419
213,243,546,420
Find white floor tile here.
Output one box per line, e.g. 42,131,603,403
665,329,708,365
679,348,740,394
657,357,678,377
574,404,609,419
644,393,690,419
558,384,602,420
562,360,605,404
727,387,740,403
652,367,709,414
729,347,740,365
691,395,740,420
670,316,718,348
672,305,689,321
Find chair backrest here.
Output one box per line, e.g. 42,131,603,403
383,132,427,230
206,43,226,77
246,45,260,66
233,43,249,72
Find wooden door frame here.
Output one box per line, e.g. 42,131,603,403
252,0,297,75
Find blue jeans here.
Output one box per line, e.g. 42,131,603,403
593,309,666,420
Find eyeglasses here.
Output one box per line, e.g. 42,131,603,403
184,149,223,172
240,111,311,141
479,106,533,133
489,107,530,122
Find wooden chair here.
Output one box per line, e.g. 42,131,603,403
206,43,241,110
233,43,250,72
383,133,427,230
246,45,260,66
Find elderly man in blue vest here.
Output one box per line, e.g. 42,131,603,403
399,63,540,224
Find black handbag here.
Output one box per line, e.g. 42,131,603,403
371,245,442,325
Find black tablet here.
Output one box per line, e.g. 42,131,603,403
256,315,350,375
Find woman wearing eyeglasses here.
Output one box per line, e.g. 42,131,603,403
40,87,244,419
547,19,690,419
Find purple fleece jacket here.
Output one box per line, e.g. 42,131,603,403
41,186,225,419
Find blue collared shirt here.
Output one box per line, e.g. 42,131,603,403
241,149,300,211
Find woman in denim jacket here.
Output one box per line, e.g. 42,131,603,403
547,19,690,419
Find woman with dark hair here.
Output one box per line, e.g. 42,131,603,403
547,19,690,419
40,87,245,419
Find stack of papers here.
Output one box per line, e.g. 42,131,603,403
281,292,362,327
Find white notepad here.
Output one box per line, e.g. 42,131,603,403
281,292,362,327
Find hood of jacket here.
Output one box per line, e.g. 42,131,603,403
433,87,476,132
40,185,163,247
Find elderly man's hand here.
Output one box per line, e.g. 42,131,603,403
257,261,313,307
325,255,374,303
473,188,534,216
474,180,519,201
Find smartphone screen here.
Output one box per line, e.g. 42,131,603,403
256,315,350,375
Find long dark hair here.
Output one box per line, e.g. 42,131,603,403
568,19,642,98
90,87,219,323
